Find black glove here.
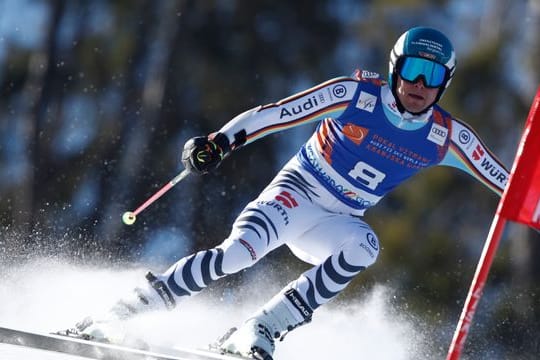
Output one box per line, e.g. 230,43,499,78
182,132,231,174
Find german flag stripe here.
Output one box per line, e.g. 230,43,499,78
448,142,504,195
259,77,354,110
246,102,349,143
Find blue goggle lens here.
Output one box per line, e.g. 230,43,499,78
399,57,447,88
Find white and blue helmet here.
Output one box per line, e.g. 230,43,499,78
389,27,456,111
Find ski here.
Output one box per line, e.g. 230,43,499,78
0,326,251,360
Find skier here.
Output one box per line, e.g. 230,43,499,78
62,27,509,360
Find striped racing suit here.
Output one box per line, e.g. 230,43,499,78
160,69,508,327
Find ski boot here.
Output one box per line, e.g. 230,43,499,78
217,319,275,360
56,272,175,345
216,289,313,360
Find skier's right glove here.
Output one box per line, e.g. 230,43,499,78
182,132,231,175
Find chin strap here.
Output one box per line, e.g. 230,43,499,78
402,107,433,123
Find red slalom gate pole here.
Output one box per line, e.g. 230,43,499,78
447,86,540,359
446,214,507,360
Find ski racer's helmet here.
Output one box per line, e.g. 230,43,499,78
389,26,456,113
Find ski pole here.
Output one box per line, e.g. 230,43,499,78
122,169,190,225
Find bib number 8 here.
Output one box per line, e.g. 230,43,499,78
348,161,386,190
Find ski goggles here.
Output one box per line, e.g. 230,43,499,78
398,57,448,88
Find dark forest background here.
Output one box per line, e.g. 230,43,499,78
0,0,539,358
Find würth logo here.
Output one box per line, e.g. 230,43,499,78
275,191,298,208
472,145,485,161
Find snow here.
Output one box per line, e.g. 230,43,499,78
0,259,433,359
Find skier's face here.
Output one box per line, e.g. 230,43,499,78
395,76,439,113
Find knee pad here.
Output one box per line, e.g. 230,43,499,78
341,230,379,268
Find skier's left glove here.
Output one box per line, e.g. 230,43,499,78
182,132,231,175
